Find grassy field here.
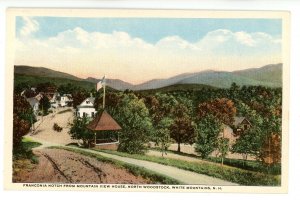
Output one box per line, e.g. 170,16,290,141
152,148,281,175
51,146,181,185
92,149,280,186
13,137,42,182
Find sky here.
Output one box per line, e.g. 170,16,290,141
15,17,282,84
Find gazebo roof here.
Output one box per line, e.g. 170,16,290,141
87,110,121,131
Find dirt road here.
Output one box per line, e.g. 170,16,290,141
29,108,77,145
16,148,150,184
75,147,239,186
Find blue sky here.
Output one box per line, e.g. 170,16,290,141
15,16,282,83
16,17,282,43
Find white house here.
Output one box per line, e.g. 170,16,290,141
76,97,96,118
59,94,73,107
49,93,73,108
50,92,59,108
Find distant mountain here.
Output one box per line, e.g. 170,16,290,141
84,77,133,91
131,72,203,90
85,77,99,83
233,63,282,85
15,65,133,91
15,65,82,81
14,63,282,91
132,64,282,90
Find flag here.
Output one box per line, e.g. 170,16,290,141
96,75,106,91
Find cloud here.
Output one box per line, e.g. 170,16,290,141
15,27,281,84
19,17,39,37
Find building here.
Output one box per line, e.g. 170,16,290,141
76,97,96,118
232,117,251,135
50,92,60,108
58,94,73,107
212,116,252,159
26,97,40,115
220,117,252,144
49,93,73,108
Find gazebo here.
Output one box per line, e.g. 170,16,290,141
87,110,121,150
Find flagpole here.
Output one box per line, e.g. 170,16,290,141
103,82,106,109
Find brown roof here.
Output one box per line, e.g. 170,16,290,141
87,110,122,131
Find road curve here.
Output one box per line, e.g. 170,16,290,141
68,147,239,186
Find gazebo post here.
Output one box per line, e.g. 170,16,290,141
94,132,96,147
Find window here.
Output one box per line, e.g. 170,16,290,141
83,112,86,117
92,112,94,117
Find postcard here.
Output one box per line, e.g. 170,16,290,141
4,8,290,193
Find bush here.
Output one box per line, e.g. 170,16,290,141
69,116,94,147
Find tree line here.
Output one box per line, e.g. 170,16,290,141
69,83,282,166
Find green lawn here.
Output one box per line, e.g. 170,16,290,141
152,148,281,175
92,149,280,186
13,137,42,163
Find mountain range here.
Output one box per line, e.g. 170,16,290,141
14,63,282,90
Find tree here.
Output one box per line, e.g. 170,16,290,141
152,117,173,156
198,98,236,125
39,95,51,115
170,103,196,152
94,92,121,110
231,127,262,161
216,137,229,165
72,90,89,108
13,94,35,149
13,114,31,149
108,93,154,154
150,93,178,124
36,82,57,93
69,116,94,147
58,83,78,95
195,115,222,158
259,133,281,166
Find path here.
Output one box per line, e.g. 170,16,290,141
67,146,239,185
28,107,77,146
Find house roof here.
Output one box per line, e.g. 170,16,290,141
87,110,121,131
81,97,95,105
233,117,251,126
26,97,39,108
